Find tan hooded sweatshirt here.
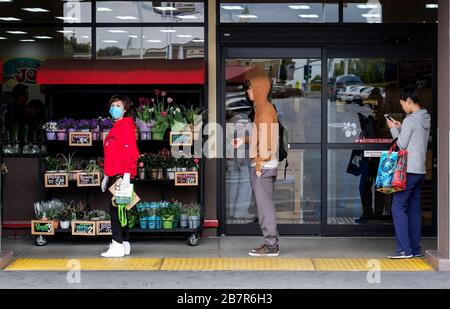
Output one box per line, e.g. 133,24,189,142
249,75,279,173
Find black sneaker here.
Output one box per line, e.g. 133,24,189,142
414,253,423,258
388,251,413,259
249,245,280,257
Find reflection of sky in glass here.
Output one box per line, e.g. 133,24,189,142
220,2,338,23
96,27,204,50
96,2,204,23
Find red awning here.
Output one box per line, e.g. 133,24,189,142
37,59,205,85
226,66,257,83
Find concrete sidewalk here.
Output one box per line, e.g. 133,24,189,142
1,236,438,259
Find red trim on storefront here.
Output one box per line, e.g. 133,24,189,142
37,59,205,85
203,219,219,228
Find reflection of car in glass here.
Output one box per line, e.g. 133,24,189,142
348,86,386,106
331,74,364,101
272,85,302,99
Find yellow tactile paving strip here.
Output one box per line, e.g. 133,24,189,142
4,258,434,272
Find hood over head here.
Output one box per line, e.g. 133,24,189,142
249,75,271,109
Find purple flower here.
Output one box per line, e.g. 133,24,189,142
57,118,76,130
100,118,114,130
77,119,91,130
89,119,99,130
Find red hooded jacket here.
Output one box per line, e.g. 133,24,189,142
103,117,139,178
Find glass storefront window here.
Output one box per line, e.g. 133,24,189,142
226,149,321,224
0,1,92,23
343,0,438,23
328,149,433,225
96,1,205,23
96,27,204,59
220,1,338,23
327,58,433,144
0,27,92,61
225,58,321,143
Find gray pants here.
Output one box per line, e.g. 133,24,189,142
250,167,279,247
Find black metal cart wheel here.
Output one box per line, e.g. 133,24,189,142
34,235,47,246
187,233,200,246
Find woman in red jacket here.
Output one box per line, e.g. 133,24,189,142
101,95,139,258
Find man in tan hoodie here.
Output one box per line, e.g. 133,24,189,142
244,75,280,257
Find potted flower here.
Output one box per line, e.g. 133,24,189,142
186,202,200,229
168,100,187,132
179,203,189,228
152,90,170,140
90,119,101,141
56,118,71,141
158,149,172,180
184,105,208,140
67,119,78,133
146,153,158,180
58,207,72,229
175,156,188,172
100,118,114,140
43,156,59,173
42,121,58,141
136,97,155,140
77,119,91,132
159,204,178,229
137,154,147,180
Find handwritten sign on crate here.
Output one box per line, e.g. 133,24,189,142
31,220,55,235
44,173,69,188
96,221,112,235
77,172,101,187
175,171,198,186
71,221,96,236
170,131,193,146
69,132,92,147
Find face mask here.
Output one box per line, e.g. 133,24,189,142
109,106,124,120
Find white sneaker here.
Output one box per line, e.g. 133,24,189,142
123,241,131,256
101,240,125,258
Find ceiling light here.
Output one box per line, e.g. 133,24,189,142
0,0,13,2
55,16,80,21
34,36,53,39
177,15,198,19
299,14,319,18
177,34,192,38
129,35,138,38
103,40,118,43
160,29,177,33
154,6,177,11
237,14,258,19
108,30,127,33
362,13,381,18
426,4,438,9
6,30,27,34
0,17,21,21
288,5,311,10
81,35,89,38
97,7,113,12
192,39,204,43
22,8,49,13
146,40,162,43
221,6,244,10
357,4,380,9
0,37,7,40
115,16,138,20
20,39,35,42
57,30,75,34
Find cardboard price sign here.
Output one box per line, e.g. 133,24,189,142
71,221,96,236
31,220,55,235
96,221,112,235
77,172,101,187
175,171,198,186
170,131,193,146
69,132,92,146
45,173,68,188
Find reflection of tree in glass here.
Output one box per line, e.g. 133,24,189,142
97,46,123,57
64,36,91,56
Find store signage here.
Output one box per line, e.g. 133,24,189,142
355,138,393,144
31,220,55,235
96,221,112,236
44,173,69,188
3,58,42,87
364,151,383,158
69,132,93,146
77,172,101,187
72,221,96,236
175,171,198,186
170,132,193,146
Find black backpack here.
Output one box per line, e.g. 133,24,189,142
273,105,289,178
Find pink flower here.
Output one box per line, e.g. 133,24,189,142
154,89,161,96
194,158,200,165
167,97,173,104
151,98,155,104
161,111,168,117
139,162,144,168
161,91,167,97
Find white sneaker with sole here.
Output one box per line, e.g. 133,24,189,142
101,240,125,258
123,241,131,256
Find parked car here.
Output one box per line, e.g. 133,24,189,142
331,74,364,101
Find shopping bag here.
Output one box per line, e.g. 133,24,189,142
375,144,407,194
109,180,140,210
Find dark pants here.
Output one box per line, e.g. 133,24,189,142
108,176,130,244
391,173,425,256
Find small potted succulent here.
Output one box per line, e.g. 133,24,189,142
100,118,114,140
42,121,58,141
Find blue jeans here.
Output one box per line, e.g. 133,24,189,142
391,173,425,255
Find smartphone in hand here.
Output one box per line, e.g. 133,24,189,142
384,114,395,122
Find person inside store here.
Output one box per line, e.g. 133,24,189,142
5,83,29,143
386,88,431,259
23,99,46,142
234,75,280,257
101,95,139,258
